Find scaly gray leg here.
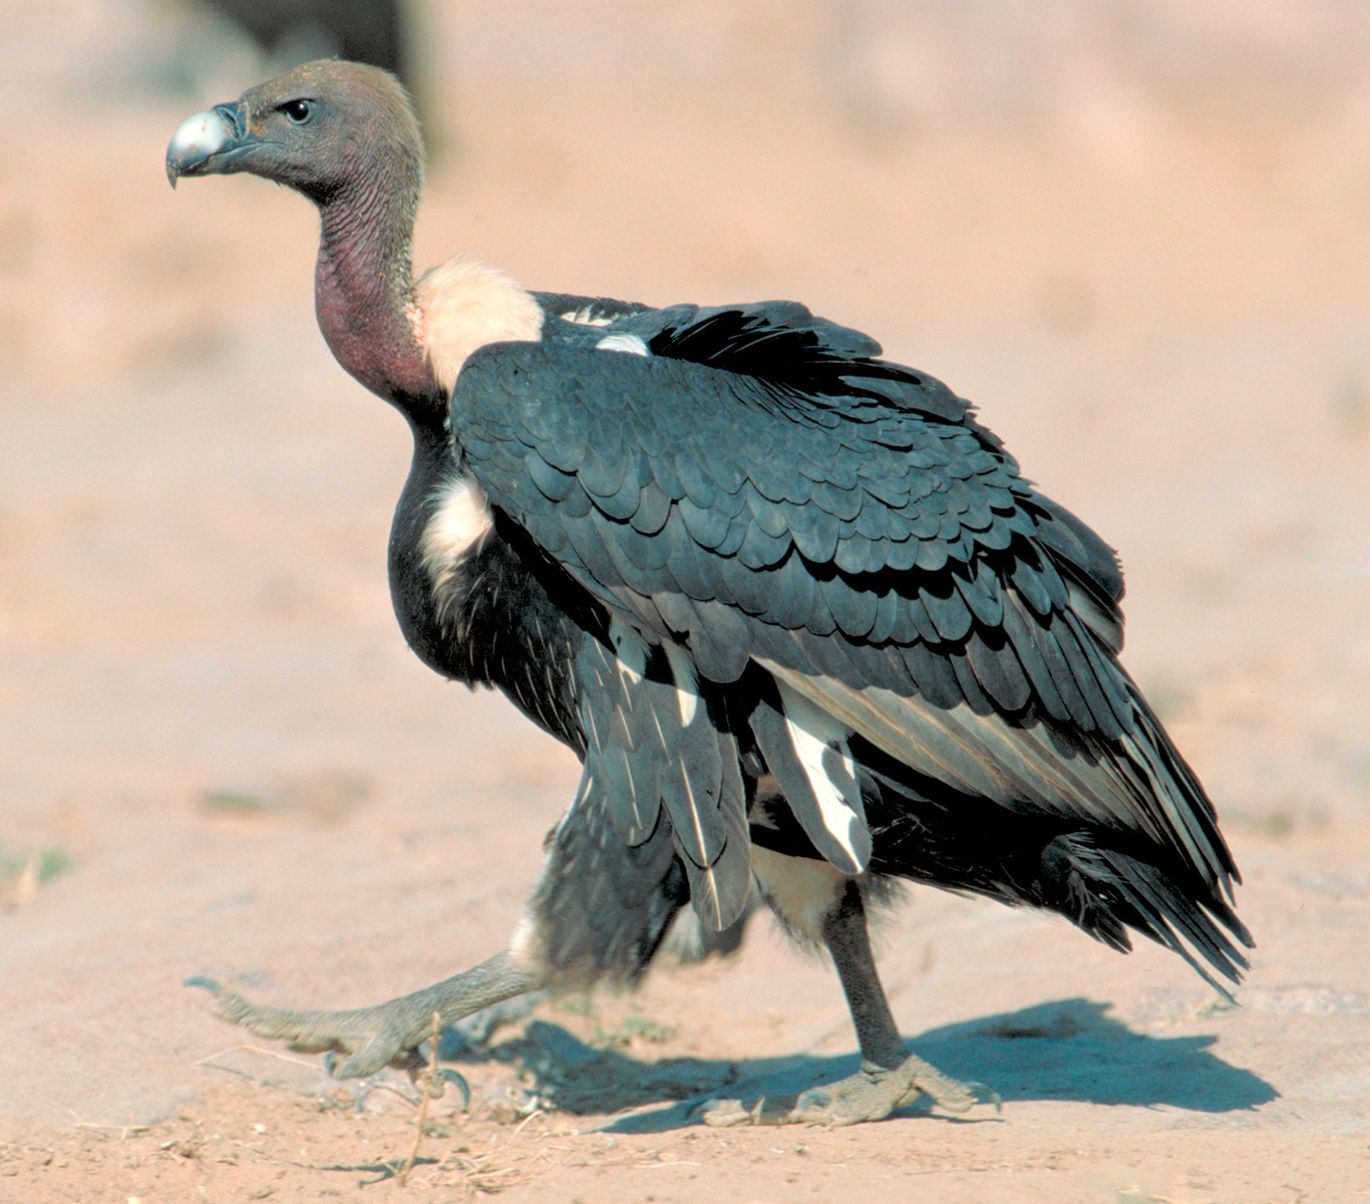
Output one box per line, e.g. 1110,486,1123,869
188,950,541,1082
704,884,991,1126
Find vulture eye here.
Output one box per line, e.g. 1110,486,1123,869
279,99,314,124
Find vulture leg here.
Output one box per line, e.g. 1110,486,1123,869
188,950,541,1085
703,877,990,1126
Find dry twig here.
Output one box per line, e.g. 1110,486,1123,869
397,1010,442,1186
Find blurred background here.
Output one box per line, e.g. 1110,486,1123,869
2,0,1368,1144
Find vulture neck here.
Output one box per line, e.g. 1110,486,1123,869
314,170,439,420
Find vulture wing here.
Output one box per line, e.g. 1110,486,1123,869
453,305,1241,973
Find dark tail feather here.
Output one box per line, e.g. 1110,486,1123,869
1043,833,1253,999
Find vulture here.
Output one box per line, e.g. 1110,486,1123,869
166,61,1250,1126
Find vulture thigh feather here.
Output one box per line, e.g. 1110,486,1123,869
166,61,1250,1126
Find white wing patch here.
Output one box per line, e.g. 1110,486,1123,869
776,679,866,869
596,333,650,356
759,657,1217,875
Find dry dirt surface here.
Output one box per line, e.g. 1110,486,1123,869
3,3,1370,1201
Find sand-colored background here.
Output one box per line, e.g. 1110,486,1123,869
2,2,1369,1199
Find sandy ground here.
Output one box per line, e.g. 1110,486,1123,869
3,3,1370,1200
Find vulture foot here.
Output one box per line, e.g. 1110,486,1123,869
187,949,540,1085
698,1052,996,1127
188,975,445,1081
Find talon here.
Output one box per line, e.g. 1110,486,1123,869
184,975,224,995
963,1080,1003,1115
441,1069,472,1109
912,1065,987,1115
406,1064,473,1108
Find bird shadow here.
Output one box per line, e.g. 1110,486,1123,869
451,996,1276,1133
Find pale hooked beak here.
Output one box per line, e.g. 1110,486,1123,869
165,102,247,187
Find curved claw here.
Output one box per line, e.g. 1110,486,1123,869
440,1068,472,1109
184,975,225,995
959,1079,1003,1116
401,1062,474,1109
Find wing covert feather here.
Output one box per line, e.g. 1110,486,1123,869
455,331,1231,889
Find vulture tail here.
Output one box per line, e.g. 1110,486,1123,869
1037,831,1253,998
855,748,1253,997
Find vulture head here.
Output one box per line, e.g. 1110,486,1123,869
166,59,423,207
164,59,506,407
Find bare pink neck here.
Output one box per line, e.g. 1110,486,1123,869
314,175,439,413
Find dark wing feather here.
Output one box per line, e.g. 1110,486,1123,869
573,621,751,931
455,311,1238,916
457,336,1118,723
